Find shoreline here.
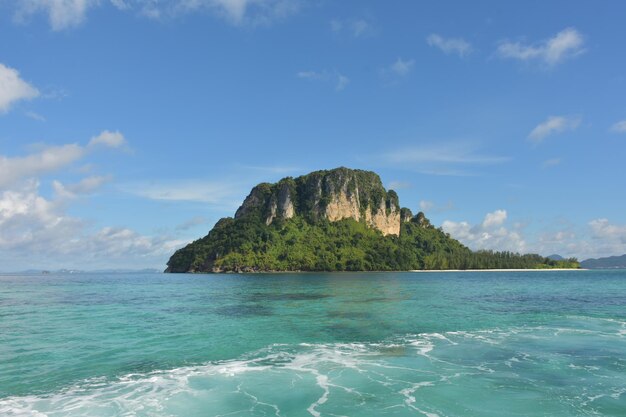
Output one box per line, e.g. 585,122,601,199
410,268,587,272
168,268,586,274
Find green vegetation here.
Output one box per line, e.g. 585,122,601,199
166,212,578,272
166,167,579,273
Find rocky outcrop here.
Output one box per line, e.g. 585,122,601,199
234,167,404,235
400,207,413,223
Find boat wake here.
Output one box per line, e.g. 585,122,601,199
1,318,624,417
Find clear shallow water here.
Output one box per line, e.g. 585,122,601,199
0,270,625,416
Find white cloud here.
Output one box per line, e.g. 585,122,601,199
88,130,126,148
482,209,507,228
0,63,39,113
442,213,626,261
336,74,349,91
528,115,581,143
577,218,626,258
110,0,130,10
12,0,301,29
378,142,509,176
419,200,434,211
122,179,244,206
536,219,626,260
25,111,46,121
0,178,183,270
387,180,411,190
0,144,85,188
497,28,585,67
389,58,415,76
350,19,369,37
610,120,626,133
442,209,526,253
14,0,94,30
297,70,349,91
176,215,207,231
589,218,626,243
0,180,81,251
426,34,472,57
0,133,188,270
418,200,454,214
52,175,112,198
179,0,302,25
331,17,373,38
0,130,126,189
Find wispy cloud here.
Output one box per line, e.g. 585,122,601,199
387,180,411,190
497,28,585,67
53,175,113,199
175,215,208,231
0,131,125,189
382,143,508,165
0,63,39,113
122,179,245,207
426,34,472,57
297,70,350,91
373,142,509,176
0,135,181,269
388,58,415,77
610,120,626,133
14,0,94,30
528,115,581,143
330,17,373,38
25,111,46,122
12,0,301,30
0,180,184,268
419,200,454,214
171,0,301,26
88,130,127,148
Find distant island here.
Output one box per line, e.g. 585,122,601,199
581,254,626,269
166,167,579,273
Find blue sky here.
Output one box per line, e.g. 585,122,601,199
1,0,625,270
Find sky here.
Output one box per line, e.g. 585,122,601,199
1,0,625,270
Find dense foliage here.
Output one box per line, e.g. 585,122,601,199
166,213,578,272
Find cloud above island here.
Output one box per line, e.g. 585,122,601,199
497,28,585,67
610,120,626,133
330,17,374,38
0,130,126,188
373,142,509,176
528,115,581,143
442,209,527,253
427,34,472,57
0,131,185,270
297,70,350,91
12,0,302,30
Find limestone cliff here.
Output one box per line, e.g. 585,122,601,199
165,167,454,273
234,167,403,235
165,167,577,273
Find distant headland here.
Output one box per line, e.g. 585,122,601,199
166,167,579,273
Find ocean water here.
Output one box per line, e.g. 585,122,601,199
0,271,625,417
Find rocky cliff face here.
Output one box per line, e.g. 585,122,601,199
234,167,404,235
165,167,456,273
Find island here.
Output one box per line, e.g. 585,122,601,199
166,167,579,273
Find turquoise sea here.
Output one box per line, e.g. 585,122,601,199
0,270,625,416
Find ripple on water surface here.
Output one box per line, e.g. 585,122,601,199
1,318,625,417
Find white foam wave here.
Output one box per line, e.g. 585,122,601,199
2,322,624,416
